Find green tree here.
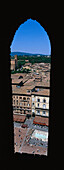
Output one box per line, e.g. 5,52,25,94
17,61,21,68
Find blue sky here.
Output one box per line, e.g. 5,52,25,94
10,19,51,55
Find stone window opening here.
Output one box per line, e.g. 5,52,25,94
43,104,46,109
27,98,30,100
37,98,40,102
20,97,22,99
43,111,46,115
23,97,26,100
43,99,46,103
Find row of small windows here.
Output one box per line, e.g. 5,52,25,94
13,106,31,113
37,110,46,115
13,106,30,109
12,96,30,100
37,103,46,108
32,98,47,103
32,103,46,108
13,105,49,114
13,101,46,107
32,109,46,115
13,96,48,103
13,101,30,106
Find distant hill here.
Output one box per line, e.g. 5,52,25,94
10,51,46,57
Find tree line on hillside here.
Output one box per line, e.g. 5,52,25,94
11,55,51,71
17,55,51,65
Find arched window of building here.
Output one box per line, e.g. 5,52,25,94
37,110,40,115
42,111,46,115
23,97,26,100
37,98,40,102
27,97,30,100
43,98,46,103
43,104,46,109
20,97,22,99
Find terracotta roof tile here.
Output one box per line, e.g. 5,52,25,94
12,79,23,84
32,89,50,96
33,116,49,126
13,114,26,122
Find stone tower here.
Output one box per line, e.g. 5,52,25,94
14,55,17,69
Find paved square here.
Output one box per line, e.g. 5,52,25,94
31,129,48,142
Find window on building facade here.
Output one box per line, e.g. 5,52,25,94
16,100,18,104
43,104,46,109
27,97,30,100
43,111,46,115
13,100,15,104
20,97,22,99
37,98,40,102
43,99,46,103
37,110,40,114
23,97,26,100
38,103,39,107
32,103,34,106
19,134,21,137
